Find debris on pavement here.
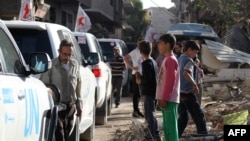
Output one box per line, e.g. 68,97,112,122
110,87,250,141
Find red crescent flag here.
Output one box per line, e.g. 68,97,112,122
18,0,33,21
144,26,162,42
74,6,92,32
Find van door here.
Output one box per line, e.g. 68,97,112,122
0,26,24,141
0,26,44,141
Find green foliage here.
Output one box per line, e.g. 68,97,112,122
124,0,147,42
193,0,250,38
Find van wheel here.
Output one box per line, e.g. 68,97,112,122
80,104,96,141
95,97,107,125
107,94,112,116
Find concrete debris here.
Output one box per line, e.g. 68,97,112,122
110,81,250,141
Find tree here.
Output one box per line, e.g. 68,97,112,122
193,0,250,39
124,0,147,42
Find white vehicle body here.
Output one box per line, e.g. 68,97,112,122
74,32,112,125
0,20,53,141
4,20,97,140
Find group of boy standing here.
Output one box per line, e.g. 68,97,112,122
122,34,208,141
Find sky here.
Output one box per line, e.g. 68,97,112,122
141,0,175,9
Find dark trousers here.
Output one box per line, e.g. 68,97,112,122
132,74,141,112
144,95,160,139
112,76,123,105
178,93,208,137
55,104,75,141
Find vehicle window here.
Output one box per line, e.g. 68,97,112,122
78,42,91,59
8,29,53,62
169,24,213,33
0,28,24,74
119,41,128,56
98,41,116,61
94,40,105,60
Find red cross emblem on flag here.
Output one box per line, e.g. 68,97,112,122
22,3,30,20
78,16,85,27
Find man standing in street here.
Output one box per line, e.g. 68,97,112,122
40,39,82,141
109,46,126,108
124,38,144,118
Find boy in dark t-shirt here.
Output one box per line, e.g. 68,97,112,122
138,40,161,141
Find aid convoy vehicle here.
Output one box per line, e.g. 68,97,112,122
4,20,98,140
74,32,112,125
0,19,54,141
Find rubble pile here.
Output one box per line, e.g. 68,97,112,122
111,99,250,141
203,100,250,130
111,81,250,141
112,119,148,141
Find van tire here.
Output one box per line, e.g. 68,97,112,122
80,104,96,141
108,94,112,116
95,97,107,125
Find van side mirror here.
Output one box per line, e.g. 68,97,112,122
29,52,52,74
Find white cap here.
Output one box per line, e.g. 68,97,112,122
113,46,119,50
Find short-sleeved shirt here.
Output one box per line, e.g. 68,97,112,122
128,48,141,74
155,53,180,103
109,55,125,78
178,54,195,93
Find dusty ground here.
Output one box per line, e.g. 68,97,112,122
93,96,152,141
93,90,250,141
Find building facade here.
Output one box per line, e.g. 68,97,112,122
145,7,176,33
0,0,131,38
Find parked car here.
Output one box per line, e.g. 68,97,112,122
167,23,221,43
97,38,131,97
4,20,98,140
0,19,54,141
73,32,112,125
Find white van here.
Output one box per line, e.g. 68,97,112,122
0,20,54,141
73,32,112,125
4,20,97,140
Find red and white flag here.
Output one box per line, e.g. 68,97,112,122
18,0,33,21
144,26,162,42
74,6,92,32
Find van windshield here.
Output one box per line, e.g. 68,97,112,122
98,42,116,62
169,23,213,33
77,42,91,59
8,29,53,63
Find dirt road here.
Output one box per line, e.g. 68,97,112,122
93,96,163,141
92,95,228,141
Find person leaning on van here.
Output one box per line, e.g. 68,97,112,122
40,39,82,141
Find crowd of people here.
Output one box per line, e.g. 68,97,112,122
41,35,207,141
122,34,207,141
